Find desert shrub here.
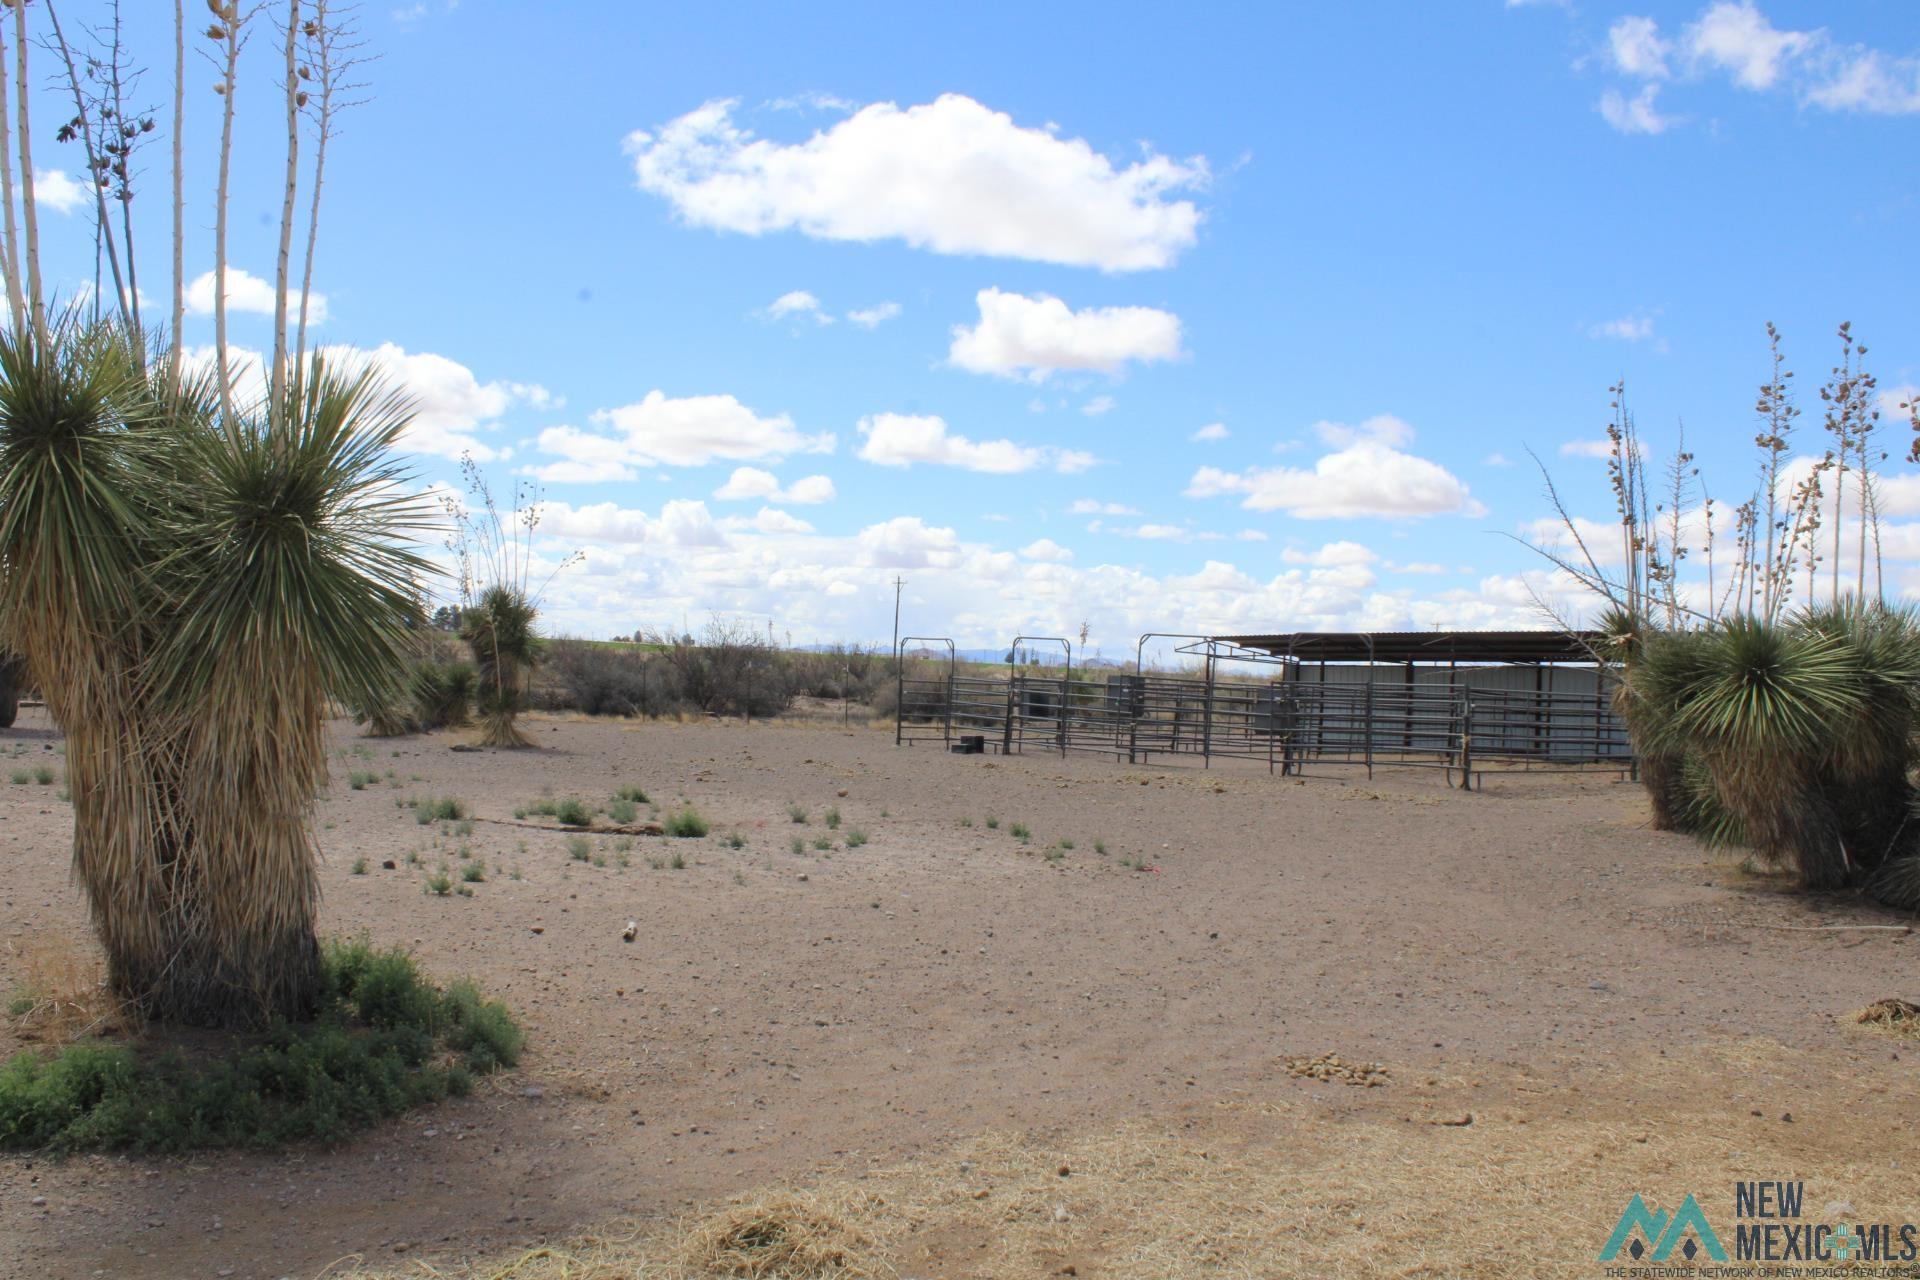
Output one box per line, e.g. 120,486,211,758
783,644,889,701
542,639,687,717
870,676,948,724
0,940,521,1152
411,659,477,731
414,796,467,824
553,797,593,827
647,618,796,719
664,806,710,838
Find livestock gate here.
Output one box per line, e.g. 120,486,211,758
893,630,1633,790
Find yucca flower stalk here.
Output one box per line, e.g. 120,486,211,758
442,455,575,749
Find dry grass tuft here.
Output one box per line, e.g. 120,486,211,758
338,1040,1919,1280
1281,1051,1389,1086
2,932,135,1045
1853,997,1920,1036
675,1194,881,1278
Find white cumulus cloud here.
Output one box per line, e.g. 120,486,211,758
857,412,1092,474
32,169,86,214
1191,423,1230,443
625,94,1207,272
948,288,1183,381
766,290,830,324
713,466,836,504
1600,84,1676,134
1609,16,1673,78
1020,538,1074,563
1683,1,1813,91
532,391,833,480
187,267,329,325
1184,416,1481,520
847,301,902,329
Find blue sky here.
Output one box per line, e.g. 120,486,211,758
23,0,1920,652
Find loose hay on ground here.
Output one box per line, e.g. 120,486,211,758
674,1194,879,1278
1282,1051,1389,1086
339,1041,1920,1280
1854,997,1920,1036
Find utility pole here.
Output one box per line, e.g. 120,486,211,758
891,575,905,669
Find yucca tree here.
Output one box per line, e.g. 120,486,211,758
1793,598,1920,875
147,360,427,1021
0,316,427,1025
1644,617,1865,889
460,584,539,748
1594,605,1690,830
0,317,185,1011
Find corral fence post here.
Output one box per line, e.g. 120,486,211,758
1201,646,1215,770
1458,692,1474,791
1059,643,1072,758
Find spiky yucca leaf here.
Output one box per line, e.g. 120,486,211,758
139,359,431,1022
1613,623,1705,830
0,317,189,1009
1867,855,1920,914
1653,618,1862,888
460,584,539,747
1674,751,1747,849
410,658,475,729
1791,599,1920,872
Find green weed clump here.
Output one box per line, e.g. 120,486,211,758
0,940,523,1153
552,797,593,827
845,829,868,849
413,796,466,825
664,807,710,838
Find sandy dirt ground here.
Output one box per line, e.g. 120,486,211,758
0,706,1915,1279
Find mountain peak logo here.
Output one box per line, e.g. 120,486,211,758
1600,1193,1729,1262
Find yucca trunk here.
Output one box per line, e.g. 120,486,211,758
2,325,428,1028
11,588,193,1012
1701,750,1851,889
1634,752,1687,831
475,669,533,748
165,657,326,1024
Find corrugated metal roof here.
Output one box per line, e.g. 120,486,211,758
1217,630,1604,664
